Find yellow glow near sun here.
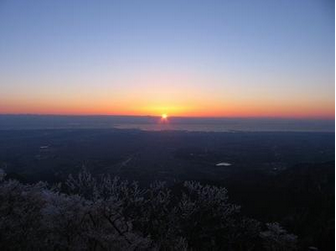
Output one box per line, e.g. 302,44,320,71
161,113,168,119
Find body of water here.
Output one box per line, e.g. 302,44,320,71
0,115,334,132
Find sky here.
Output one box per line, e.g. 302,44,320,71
0,0,334,118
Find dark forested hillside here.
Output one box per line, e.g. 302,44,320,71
0,163,334,251
0,169,299,251
222,161,335,250
0,130,334,250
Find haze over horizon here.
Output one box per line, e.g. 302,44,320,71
0,0,334,119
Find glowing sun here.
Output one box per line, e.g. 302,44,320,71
161,113,168,120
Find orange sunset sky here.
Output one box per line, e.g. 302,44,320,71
0,1,334,119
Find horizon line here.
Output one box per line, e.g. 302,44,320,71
0,113,334,121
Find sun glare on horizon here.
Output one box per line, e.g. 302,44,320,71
161,113,168,120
